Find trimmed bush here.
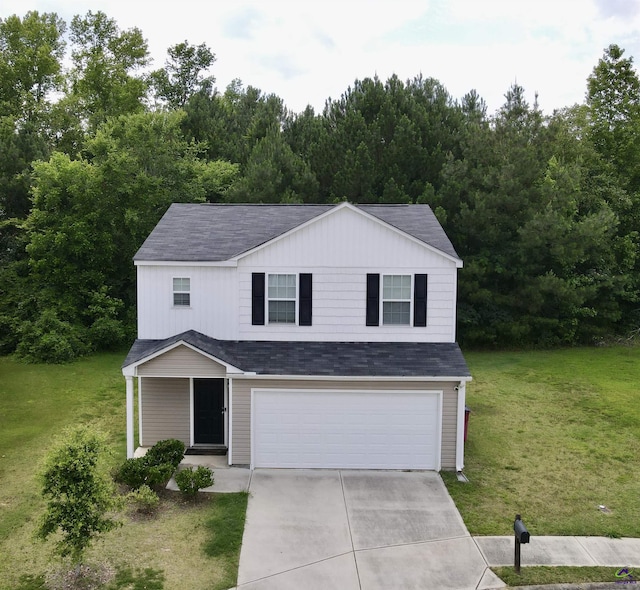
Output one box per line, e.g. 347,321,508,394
144,438,185,469
114,439,185,490
114,457,148,489
114,458,175,490
175,466,213,498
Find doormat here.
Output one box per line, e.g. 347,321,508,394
185,447,227,456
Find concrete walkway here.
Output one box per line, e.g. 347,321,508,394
161,457,640,589
476,535,640,568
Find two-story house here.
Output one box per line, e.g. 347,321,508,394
122,202,471,471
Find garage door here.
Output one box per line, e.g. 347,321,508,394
252,389,441,469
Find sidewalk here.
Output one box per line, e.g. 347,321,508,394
474,534,640,567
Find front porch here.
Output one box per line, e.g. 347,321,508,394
134,446,251,493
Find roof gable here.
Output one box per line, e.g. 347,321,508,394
134,202,460,263
122,337,243,377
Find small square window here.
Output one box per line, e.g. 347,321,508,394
173,277,190,307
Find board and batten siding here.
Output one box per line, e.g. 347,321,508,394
140,377,190,447
136,265,238,340
230,378,459,470
135,206,459,343
237,206,458,342
136,344,227,377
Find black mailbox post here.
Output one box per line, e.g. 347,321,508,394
513,514,530,573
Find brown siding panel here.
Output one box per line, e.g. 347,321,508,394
229,378,459,470
137,345,227,377
440,383,458,470
141,377,190,446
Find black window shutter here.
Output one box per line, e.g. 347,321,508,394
252,273,265,325
414,274,428,327
299,273,312,326
366,273,380,326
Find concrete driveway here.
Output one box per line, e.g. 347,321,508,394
236,470,503,590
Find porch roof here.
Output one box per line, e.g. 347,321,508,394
122,330,470,378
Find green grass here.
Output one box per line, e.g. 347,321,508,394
443,346,640,537
3,346,639,587
0,353,248,590
204,492,249,589
493,565,636,587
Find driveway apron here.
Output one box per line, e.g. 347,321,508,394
236,469,502,590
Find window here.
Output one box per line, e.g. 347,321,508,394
382,275,411,325
173,277,190,306
268,274,296,323
366,273,428,327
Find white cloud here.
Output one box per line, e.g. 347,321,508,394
3,0,640,115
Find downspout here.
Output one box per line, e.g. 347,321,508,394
228,378,233,466
455,380,466,472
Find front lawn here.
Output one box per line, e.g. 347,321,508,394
0,354,247,590
443,346,640,537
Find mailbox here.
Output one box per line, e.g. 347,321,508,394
514,515,530,544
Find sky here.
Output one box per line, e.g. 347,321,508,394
4,0,640,116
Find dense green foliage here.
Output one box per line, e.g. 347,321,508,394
175,466,214,498
143,438,186,469
37,426,119,562
114,438,185,489
1,8,639,356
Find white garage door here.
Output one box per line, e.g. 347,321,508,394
252,389,441,469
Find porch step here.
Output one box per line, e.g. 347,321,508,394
185,446,228,456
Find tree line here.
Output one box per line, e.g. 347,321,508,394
1,10,639,361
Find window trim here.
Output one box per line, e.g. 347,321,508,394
172,276,191,307
381,274,412,326
267,273,298,325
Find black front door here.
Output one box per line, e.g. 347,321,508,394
194,378,225,445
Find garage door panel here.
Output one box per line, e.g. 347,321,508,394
253,389,440,469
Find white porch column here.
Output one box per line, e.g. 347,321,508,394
455,381,466,472
126,376,135,458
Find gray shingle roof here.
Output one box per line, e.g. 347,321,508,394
134,203,460,262
123,330,471,378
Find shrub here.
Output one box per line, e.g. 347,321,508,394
146,463,174,488
114,457,149,489
175,466,213,498
114,458,174,490
144,439,185,469
114,439,184,490
127,484,160,515
17,309,89,363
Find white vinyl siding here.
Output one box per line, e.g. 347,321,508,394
237,206,459,342
137,205,459,342
137,266,237,339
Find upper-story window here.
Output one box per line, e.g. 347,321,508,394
382,275,411,325
366,273,427,327
173,277,190,307
252,273,312,326
268,274,296,323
